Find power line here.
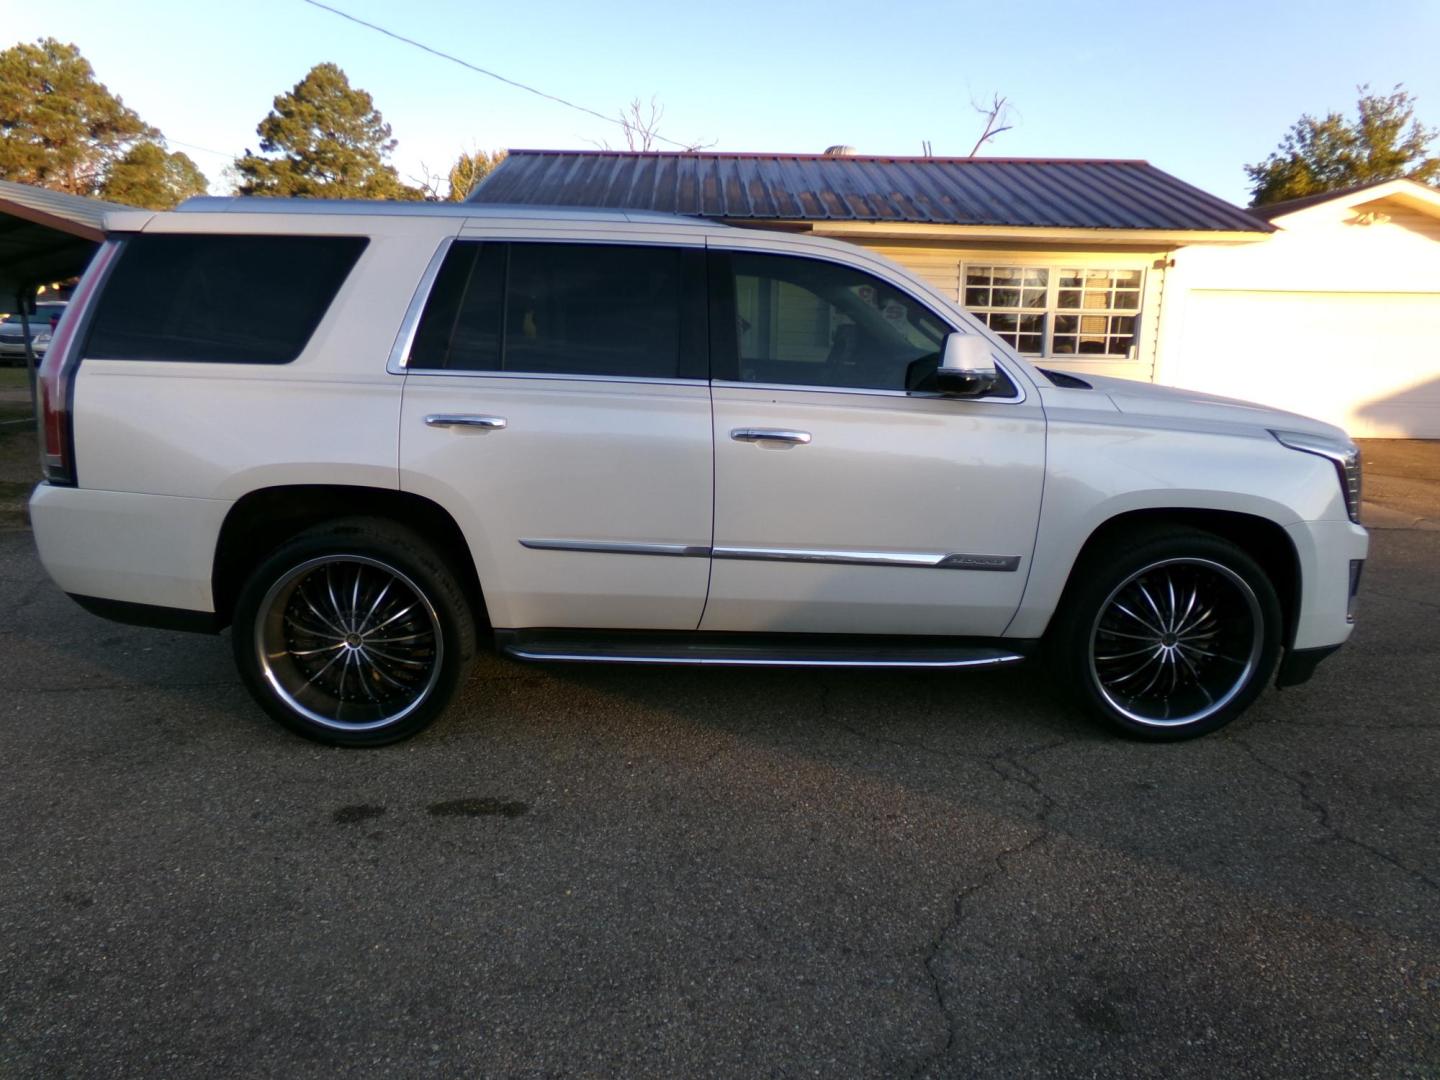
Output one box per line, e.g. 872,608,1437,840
298,0,698,150
167,139,234,160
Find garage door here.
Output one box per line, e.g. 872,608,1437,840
1170,291,1440,438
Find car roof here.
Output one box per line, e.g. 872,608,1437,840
173,196,717,229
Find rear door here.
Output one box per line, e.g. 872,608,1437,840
398,236,713,630
702,244,1046,637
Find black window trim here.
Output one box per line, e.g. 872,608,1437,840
393,236,711,385
705,246,1027,405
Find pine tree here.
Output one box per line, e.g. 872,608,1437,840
234,63,422,200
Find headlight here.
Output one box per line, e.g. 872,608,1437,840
1271,429,1362,523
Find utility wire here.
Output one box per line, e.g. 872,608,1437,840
298,0,699,150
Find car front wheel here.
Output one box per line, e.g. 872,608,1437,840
1050,528,1283,740
232,518,476,747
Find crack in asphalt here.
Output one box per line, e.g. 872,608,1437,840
804,678,1072,1080
1232,737,1439,895
908,744,1062,1080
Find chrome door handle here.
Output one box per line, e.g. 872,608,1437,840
730,428,811,445
425,414,507,430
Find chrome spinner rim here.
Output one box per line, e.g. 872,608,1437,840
1088,557,1263,728
254,555,443,732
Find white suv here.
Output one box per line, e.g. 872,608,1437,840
29,198,1368,746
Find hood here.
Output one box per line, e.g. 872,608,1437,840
1065,371,1352,443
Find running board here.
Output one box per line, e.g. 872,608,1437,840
494,629,1033,669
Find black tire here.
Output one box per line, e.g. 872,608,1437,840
1047,527,1283,741
232,517,476,747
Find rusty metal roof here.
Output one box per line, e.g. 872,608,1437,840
468,151,1272,234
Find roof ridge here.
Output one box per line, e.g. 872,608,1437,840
502,149,1154,166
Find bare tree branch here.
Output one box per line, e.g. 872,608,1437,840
588,96,716,153
968,93,1015,156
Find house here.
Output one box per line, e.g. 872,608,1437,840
1162,178,1440,438
469,152,1440,437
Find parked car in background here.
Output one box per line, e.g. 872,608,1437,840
29,199,1367,747
0,300,67,364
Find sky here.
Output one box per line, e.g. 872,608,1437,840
8,0,1440,206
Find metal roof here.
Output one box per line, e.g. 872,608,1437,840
468,151,1273,234
1246,177,1439,220
0,180,134,299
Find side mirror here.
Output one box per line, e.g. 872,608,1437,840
934,334,998,397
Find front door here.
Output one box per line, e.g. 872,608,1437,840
701,247,1046,637
399,238,713,630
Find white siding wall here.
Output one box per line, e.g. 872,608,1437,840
1161,196,1440,437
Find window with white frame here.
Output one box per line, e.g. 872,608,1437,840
963,264,1143,358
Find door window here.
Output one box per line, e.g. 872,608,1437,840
408,241,704,379
713,252,951,391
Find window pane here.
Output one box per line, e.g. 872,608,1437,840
1058,289,1082,309
409,242,505,370
87,234,367,364
1017,334,1044,354
965,267,993,285
731,252,946,391
1021,288,1047,308
505,243,682,378
1053,314,1079,334
964,287,990,307
991,287,1021,308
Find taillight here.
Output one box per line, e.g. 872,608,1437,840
38,240,120,486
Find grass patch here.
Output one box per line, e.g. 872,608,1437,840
0,367,34,390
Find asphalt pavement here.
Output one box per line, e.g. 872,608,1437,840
1,440,1436,1078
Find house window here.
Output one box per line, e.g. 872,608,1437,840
963,264,1143,358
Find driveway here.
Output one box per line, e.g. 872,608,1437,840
1,432,1436,1078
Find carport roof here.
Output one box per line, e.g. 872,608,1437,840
0,180,133,300
468,150,1274,235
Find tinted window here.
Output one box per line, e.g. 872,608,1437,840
408,241,700,380
86,234,367,364
408,242,505,371
718,252,949,392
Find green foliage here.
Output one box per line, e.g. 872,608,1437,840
99,142,208,209
234,63,422,200
1246,85,1440,206
442,149,506,201
0,38,155,196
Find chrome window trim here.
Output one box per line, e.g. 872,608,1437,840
387,236,456,375
404,369,707,388
518,539,1021,571
711,379,1026,405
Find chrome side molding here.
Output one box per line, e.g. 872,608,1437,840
713,546,1020,570
518,539,1021,571
519,539,709,558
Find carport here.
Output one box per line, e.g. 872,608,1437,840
0,179,129,407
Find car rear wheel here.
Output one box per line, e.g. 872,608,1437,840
1049,528,1283,740
232,518,476,747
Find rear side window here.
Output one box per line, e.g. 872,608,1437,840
86,234,368,364
408,241,704,380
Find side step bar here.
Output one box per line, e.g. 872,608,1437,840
495,629,1033,669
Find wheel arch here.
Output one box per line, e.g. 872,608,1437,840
212,485,487,632
1047,507,1302,648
